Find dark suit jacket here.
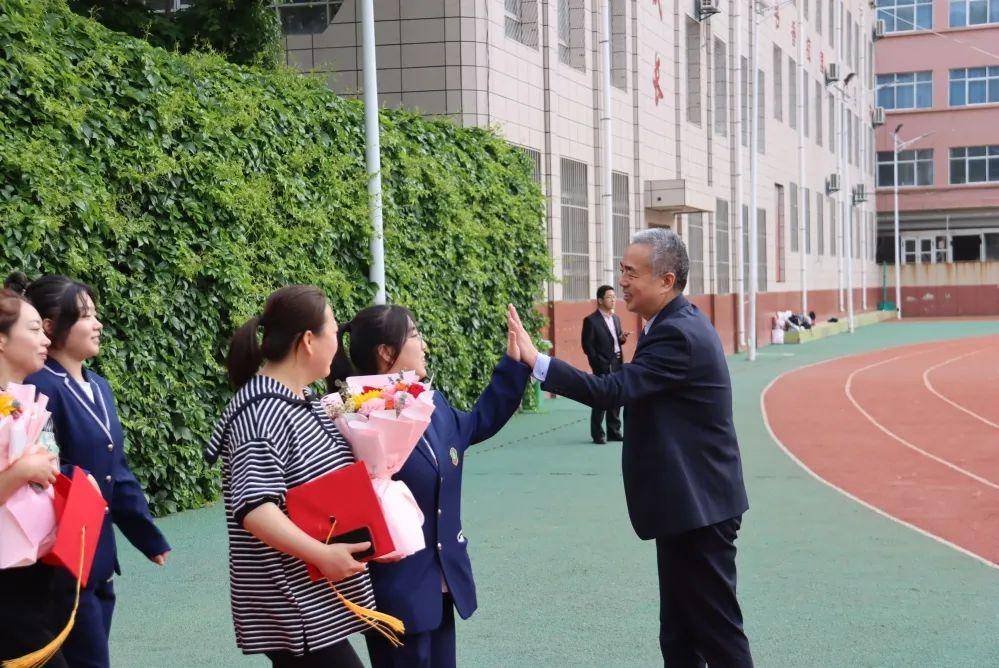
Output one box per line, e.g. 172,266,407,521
581,310,625,372
368,356,530,633
543,295,748,538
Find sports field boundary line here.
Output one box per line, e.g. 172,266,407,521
922,349,999,430
760,353,999,571
844,351,999,491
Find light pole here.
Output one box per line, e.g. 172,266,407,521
360,0,386,304
748,0,794,362
891,125,934,320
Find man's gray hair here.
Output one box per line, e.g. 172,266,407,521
630,227,689,292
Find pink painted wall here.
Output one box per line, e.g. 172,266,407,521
874,19,999,213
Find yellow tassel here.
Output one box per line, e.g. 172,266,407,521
3,528,86,668
323,522,406,648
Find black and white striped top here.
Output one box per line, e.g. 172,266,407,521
206,375,376,655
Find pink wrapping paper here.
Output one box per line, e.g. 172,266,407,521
0,385,58,569
325,374,437,559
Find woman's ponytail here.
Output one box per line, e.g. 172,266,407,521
226,315,263,390
327,320,357,393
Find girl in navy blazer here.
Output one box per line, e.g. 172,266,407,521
24,275,170,668
328,305,530,668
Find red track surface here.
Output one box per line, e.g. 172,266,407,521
762,335,999,566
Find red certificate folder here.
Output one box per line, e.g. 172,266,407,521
285,461,395,580
42,466,108,588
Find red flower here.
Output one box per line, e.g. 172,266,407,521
406,384,425,399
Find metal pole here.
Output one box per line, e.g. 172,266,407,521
798,13,807,316
893,132,902,319
360,0,386,304
733,0,746,351
600,1,615,289
748,5,760,361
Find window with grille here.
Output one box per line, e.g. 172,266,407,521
612,172,630,286
515,145,543,184
828,0,836,45
757,70,766,153
773,46,783,122
741,57,750,147
686,18,702,126
828,94,835,153
775,185,786,282
611,0,628,89
817,192,825,255
788,56,797,129
714,38,728,136
877,149,933,187
558,0,586,71
950,146,999,184
789,182,799,253
757,209,768,292
877,0,932,33
816,0,823,34
950,67,999,106
686,213,705,295
949,0,999,27
878,72,933,110
273,1,343,36
804,187,812,254
815,81,823,147
560,158,590,300
715,199,731,294
830,197,838,256
505,1,539,48
802,70,810,138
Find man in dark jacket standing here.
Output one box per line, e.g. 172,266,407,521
581,285,630,444
508,227,752,667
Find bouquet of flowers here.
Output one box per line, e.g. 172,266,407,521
322,371,436,559
0,383,57,569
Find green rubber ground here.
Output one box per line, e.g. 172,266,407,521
109,319,999,667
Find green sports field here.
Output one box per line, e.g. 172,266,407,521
109,318,999,667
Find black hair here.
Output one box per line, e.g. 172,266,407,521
596,285,615,300
20,274,97,349
327,304,415,392
0,272,32,337
226,285,329,389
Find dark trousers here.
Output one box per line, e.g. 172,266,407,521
655,516,753,668
266,640,364,667
590,357,622,441
0,563,68,668
52,574,116,668
366,594,456,668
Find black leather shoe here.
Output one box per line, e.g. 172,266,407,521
593,437,607,445
608,434,623,442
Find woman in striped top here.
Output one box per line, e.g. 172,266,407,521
205,286,376,668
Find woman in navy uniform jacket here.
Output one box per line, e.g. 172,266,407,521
24,275,170,668
328,305,530,668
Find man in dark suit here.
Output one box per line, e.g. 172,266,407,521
581,285,630,444
508,227,752,667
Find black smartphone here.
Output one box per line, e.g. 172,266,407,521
328,526,375,561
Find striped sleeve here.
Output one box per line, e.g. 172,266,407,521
229,437,287,525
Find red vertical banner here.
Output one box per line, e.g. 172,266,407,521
653,54,664,105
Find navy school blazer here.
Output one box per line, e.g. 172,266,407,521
27,359,170,585
541,295,749,539
368,355,530,634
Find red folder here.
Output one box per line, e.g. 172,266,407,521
285,461,394,581
42,467,108,587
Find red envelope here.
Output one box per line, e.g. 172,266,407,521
285,461,395,581
42,467,108,587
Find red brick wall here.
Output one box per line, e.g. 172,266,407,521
899,285,999,317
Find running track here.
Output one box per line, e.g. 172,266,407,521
762,334,999,567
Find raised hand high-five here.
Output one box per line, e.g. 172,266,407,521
506,304,539,368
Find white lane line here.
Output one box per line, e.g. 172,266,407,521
761,364,998,570
844,353,999,491
922,348,999,430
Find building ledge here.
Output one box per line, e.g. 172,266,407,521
644,179,715,214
